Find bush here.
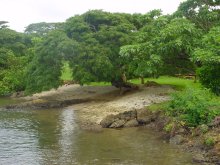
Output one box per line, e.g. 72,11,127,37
167,88,220,127
198,64,220,95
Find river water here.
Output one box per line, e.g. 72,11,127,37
0,98,195,165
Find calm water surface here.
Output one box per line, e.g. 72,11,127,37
0,98,195,165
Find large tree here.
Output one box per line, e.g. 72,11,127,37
65,10,135,86
25,30,75,94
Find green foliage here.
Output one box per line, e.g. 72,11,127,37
204,137,216,147
167,88,220,127
120,43,162,79
158,18,200,75
198,65,220,95
25,30,74,94
25,22,63,36
65,10,135,85
193,26,220,95
176,0,220,31
0,50,27,95
164,122,174,133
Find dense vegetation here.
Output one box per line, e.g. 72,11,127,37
0,0,220,96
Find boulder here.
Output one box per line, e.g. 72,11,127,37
118,110,137,121
124,119,139,127
109,120,126,128
169,135,185,145
100,115,116,128
137,109,159,124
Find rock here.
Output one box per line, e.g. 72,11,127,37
119,110,137,121
109,120,126,128
209,116,220,127
192,154,206,163
124,119,139,127
137,109,159,124
169,135,185,145
100,115,116,128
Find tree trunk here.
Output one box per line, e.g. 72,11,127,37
140,77,144,84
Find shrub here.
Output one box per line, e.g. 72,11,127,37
167,88,220,127
204,137,216,147
198,64,220,95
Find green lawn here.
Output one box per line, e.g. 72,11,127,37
61,62,72,81
130,76,202,90
61,63,202,90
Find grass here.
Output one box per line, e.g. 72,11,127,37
61,62,72,81
130,76,202,90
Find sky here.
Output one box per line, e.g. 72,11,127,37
0,0,185,32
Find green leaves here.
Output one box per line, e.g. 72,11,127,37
25,31,74,94
192,26,220,94
167,88,220,126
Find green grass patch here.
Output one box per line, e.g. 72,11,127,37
89,81,111,86
61,62,72,81
130,76,202,90
147,101,170,112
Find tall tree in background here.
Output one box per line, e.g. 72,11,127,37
176,0,220,32
25,22,63,36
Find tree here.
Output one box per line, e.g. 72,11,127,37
25,22,63,36
0,27,30,95
193,26,220,94
0,21,8,29
157,18,201,75
25,30,75,94
176,0,220,32
0,49,26,95
65,10,135,86
120,43,161,84
119,12,168,84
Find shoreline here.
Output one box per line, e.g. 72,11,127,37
3,84,220,164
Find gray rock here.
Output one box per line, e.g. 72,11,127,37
118,110,137,121
109,120,126,128
137,109,159,124
169,135,185,145
100,115,116,128
124,119,139,127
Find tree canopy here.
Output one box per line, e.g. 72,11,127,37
1,0,220,95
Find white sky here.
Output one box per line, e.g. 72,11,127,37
0,0,185,32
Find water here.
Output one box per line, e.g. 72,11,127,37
0,98,195,165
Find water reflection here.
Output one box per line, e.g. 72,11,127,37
58,107,78,164
0,100,195,165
